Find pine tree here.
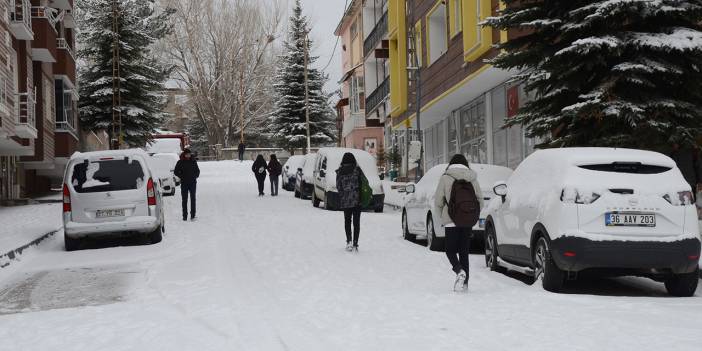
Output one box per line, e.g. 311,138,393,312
78,0,173,148
485,1,702,151
269,0,337,153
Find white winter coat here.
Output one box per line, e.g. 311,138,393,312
434,164,484,226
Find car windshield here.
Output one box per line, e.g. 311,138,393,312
71,159,145,193
579,162,671,174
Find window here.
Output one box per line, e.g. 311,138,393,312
449,0,462,37
350,75,365,114
71,159,145,193
412,21,423,66
459,98,486,163
447,113,457,154
579,163,672,174
350,20,358,39
426,1,448,65
462,0,492,62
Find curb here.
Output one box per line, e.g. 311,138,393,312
0,230,60,269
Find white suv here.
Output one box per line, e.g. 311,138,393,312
484,148,700,296
62,149,165,251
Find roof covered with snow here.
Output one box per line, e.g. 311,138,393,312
532,147,675,167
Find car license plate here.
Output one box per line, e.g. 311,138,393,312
96,209,125,218
605,212,656,227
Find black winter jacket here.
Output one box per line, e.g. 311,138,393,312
336,164,362,209
252,158,268,178
174,159,200,184
268,159,283,177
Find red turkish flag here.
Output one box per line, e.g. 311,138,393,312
507,86,520,118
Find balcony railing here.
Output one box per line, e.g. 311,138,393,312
31,6,59,28
342,113,367,137
363,11,388,58
10,0,34,40
15,90,37,139
57,38,75,60
365,76,390,114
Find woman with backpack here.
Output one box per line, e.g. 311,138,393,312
252,154,268,196
434,154,483,292
267,154,283,196
336,152,371,252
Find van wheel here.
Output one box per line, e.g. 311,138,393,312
402,211,415,242
485,225,501,272
295,190,301,198
149,226,163,244
665,268,699,297
324,193,334,211
64,235,80,251
312,192,321,208
534,236,565,292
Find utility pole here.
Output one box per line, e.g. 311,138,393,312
111,0,122,150
303,30,311,154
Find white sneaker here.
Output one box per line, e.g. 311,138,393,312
454,270,467,292
345,243,353,252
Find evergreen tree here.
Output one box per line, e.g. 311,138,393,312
269,0,337,152
78,0,173,148
485,1,702,151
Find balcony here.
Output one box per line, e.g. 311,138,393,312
365,76,390,115
15,91,37,139
48,0,72,10
54,38,76,83
63,9,76,28
31,6,58,63
363,11,388,58
342,113,367,138
10,0,34,40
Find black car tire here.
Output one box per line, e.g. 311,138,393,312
312,191,320,208
664,268,699,297
426,215,444,252
64,234,80,251
402,211,415,242
534,236,565,292
149,225,163,244
484,224,501,272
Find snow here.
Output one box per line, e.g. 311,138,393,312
0,203,62,267
0,161,700,350
300,153,317,184
145,139,182,155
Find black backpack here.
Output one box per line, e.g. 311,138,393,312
446,176,480,228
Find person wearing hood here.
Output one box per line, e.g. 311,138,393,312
336,152,366,252
267,154,283,196
434,154,483,292
174,148,200,221
252,154,268,196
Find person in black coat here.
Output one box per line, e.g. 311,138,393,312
237,142,246,162
336,152,364,252
252,154,268,196
670,143,702,194
267,154,283,196
174,148,200,221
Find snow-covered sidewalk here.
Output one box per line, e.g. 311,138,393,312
0,203,62,266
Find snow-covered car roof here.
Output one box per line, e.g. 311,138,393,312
284,155,306,170
416,163,513,194
70,149,150,161
533,147,676,168
317,147,379,175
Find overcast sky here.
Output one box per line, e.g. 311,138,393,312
285,0,349,93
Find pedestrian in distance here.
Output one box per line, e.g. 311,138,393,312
238,142,246,162
434,154,483,292
336,152,372,252
174,148,201,221
670,141,702,198
252,154,268,196
267,154,283,196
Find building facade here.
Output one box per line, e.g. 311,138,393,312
335,0,385,160
0,0,89,200
387,0,534,177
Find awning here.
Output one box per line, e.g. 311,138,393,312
338,63,364,84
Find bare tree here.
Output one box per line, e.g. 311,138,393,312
161,0,283,148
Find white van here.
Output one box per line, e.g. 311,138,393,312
62,149,165,251
311,148,385,212
149,153,180,196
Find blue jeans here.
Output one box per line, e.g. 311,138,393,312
181,182,197,219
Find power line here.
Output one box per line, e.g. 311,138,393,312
320,0,348,73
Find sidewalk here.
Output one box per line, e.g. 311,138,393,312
0,202,62,267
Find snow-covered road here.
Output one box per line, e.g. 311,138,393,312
0,161,700,350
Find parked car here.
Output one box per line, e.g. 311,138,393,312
282,155,305,192
149,153,180,196
484,147,701,296
402,163,513,251
311,148,385,212
62,149,165,251
295,153,316,199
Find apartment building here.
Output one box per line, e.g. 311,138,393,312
0,0,86,200
388,0,535,175
335,0,384,159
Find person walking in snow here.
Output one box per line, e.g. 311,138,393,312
252,154,268,196
267,154,283,196
174,148,201,221
238,142,246,162
336,152,369,252
434,154,483,292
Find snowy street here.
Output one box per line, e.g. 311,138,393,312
0,161,700,350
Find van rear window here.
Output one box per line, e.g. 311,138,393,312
579,162,671,174
71,159,145,193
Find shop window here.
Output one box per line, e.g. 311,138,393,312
447,113,458,154
460,98,486,163
427,1,448,65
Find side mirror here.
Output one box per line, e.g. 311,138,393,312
405,184,416,194
493,182,507,202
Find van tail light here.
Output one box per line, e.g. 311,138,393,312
147,178,156,206
561,188,600,204
62,184,71,212
663,191,693,206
